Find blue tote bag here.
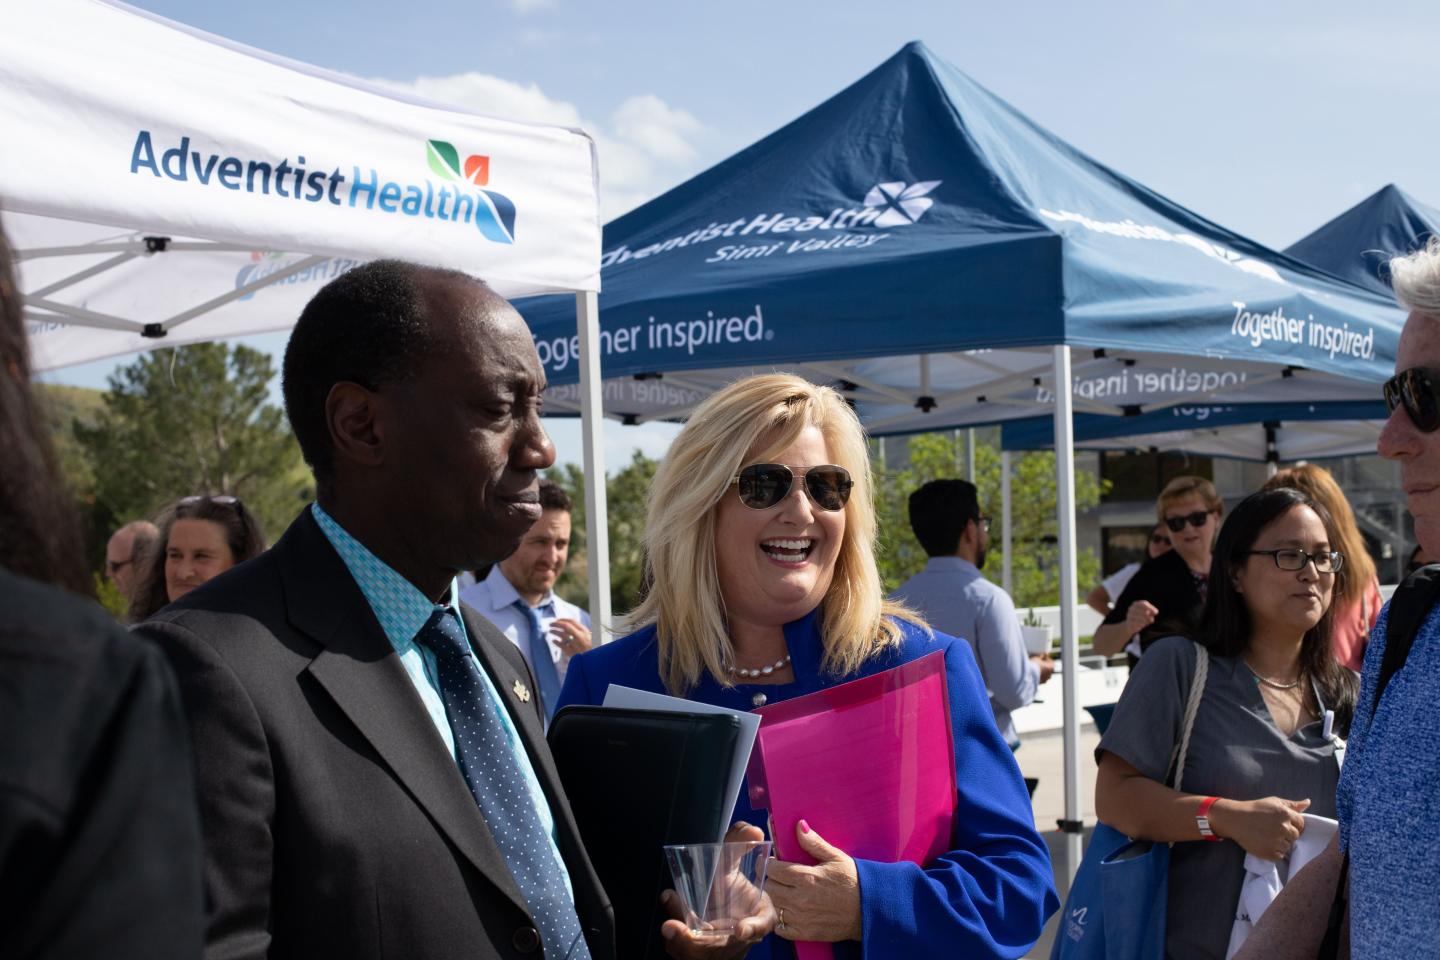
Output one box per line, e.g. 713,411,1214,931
1052,647,1209,960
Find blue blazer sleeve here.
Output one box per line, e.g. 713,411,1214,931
851,638,1058,959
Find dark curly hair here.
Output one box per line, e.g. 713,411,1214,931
0,219,92,596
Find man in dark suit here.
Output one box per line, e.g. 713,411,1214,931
139,260,614,960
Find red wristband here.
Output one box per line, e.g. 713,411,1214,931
1195,796,1222,842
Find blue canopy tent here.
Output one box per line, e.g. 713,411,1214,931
522,41,1404,871
999,401,1387,465
1285,184,1440,298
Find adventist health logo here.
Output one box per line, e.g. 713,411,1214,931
128,132,517,244
600,179,942,268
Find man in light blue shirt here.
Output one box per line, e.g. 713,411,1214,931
462,481,591,720
893,479,1052,748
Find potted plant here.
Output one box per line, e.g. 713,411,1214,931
1019,609,1052,656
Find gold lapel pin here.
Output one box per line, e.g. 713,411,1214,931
512,679,531,703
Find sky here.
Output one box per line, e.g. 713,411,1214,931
40,0,1440,470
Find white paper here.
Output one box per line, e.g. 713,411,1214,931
602,684,761,842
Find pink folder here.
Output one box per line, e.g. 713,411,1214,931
746,650,957,960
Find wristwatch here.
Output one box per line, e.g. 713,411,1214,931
1196,796,1222,842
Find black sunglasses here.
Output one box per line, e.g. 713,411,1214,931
1150,534,1171,546
1163,510,1212,533
732,463,853,511
1383,366,1440,433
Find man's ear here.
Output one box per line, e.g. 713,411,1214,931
326,381,386,470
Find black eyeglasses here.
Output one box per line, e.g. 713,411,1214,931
1383,366,1440,433
1163,510,1212,533
106,559,132,574
1150,534,1172,546
975,517,992,533
732,463,853,511
1247,548,1345,573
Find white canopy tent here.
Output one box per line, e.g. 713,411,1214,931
1,0,615,627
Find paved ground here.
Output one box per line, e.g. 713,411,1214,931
1015,723,1103,959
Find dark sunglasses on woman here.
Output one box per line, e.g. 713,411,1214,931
732,463,853,511
1383,366,1440,433
1163,510,1211,533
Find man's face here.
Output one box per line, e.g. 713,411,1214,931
1379,311,1440,555
499,508,571,599
380,277,556,571
106,528,139,594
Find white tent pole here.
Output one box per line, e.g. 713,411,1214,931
1052,344,1083,878
575,291,612,639
967,427,976,481
1001,449,1013,595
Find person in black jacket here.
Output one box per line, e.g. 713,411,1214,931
137,261,636,960
0,219,204,958
1093,475,1224,662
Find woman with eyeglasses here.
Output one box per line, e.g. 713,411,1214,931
1093,475,1223,662
1094,487,1357,960
128,495,267,622
557,374,1057,959
1261,464,1382,673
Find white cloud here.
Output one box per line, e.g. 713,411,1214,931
372,72,705,220
509,0,555,13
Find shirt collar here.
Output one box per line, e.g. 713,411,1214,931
482,564,554,613
310,502,460,649
924,555,979,575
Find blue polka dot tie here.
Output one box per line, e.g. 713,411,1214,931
512,598,562,721
420,606,592,959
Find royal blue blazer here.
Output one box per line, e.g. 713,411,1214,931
557,608,1059,960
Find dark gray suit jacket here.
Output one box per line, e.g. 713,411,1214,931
139,509,614,960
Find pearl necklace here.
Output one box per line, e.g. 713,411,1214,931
729,655,791,679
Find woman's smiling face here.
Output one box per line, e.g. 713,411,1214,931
714,425,847,632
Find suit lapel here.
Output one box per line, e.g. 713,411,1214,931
274,512,530,917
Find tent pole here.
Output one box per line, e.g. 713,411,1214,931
575,291,612,639
1052,345,1083,879
967,427,976,481
1001,450,1013,595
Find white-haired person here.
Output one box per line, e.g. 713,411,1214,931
1235,240,1440,959
557,374,1057,960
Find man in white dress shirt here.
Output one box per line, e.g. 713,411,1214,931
461,480,591,721
892,479,1052,749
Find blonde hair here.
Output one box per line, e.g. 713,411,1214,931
627,373,925,694
1156,475,1223,520
1389,235,1440,315
1262,464,1376,609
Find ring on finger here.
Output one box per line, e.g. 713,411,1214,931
778,907,786,931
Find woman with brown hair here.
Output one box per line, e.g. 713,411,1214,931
127,494,267,622
0,217,203,956
1262,464,1381,671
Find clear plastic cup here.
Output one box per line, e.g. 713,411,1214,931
662,840,772,939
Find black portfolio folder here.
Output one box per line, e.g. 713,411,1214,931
548,705,742,960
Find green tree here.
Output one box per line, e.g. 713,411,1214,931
545,449,658,619
874,431,1107,608
74,343,312,541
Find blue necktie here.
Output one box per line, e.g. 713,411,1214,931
513,599,562,720
419,606,591,960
